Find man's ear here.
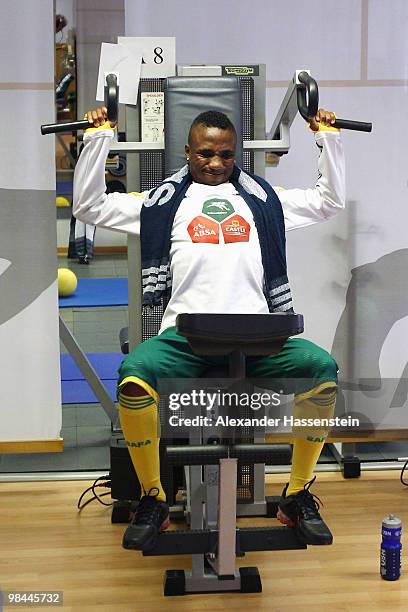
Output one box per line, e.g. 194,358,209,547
184,144,190,157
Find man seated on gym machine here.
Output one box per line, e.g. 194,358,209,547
73,105,345,551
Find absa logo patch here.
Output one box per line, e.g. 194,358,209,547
188,216,220,244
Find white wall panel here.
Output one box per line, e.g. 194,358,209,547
367,0,408,80
125,0,362,81
0,283,61,440
322,86,407,265
268,85,408,266
0,0,54,83
0,90,56,190
0,0,61,444
380,316,408,379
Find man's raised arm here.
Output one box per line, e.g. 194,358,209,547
73,106,144,235
277,108,346,231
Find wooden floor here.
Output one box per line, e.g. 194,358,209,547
1,471,407,611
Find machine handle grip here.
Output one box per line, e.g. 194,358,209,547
41,120,90,135
296,71,319,122
332,118,372,132
105,73,118,123
41,73,118,135
297,71,372,132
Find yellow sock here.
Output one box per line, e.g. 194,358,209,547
286,437,325,496
286,383,337,497
118,387,166,502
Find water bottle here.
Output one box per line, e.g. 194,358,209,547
380,514,402,580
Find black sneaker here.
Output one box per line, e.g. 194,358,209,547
122,487,170,551
277,477,333,545
77,255,89,265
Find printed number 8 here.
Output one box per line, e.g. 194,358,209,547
154,47,164,64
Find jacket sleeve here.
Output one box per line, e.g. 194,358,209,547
73,128,145,235
277,130,346,231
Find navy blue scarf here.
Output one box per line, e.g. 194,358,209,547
140,164,293,313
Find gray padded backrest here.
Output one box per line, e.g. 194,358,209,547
164,76,243,177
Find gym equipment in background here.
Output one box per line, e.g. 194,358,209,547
41,73,118,135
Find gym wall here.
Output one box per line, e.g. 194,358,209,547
0,0,61,444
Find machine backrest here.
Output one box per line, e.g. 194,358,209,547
140,75,250,340
164,76,243,176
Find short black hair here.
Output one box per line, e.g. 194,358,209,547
188,110,237,143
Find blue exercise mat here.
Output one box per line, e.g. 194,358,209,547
56,180,73,197
61,379,117,404
60,352,123,381
59,277,128,308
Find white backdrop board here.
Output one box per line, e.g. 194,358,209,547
0,0,61,447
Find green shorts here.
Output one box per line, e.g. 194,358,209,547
118,326,338,397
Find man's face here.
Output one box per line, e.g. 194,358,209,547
185,124,236,186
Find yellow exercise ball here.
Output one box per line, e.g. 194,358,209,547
58,268,77,297
56,196,70,207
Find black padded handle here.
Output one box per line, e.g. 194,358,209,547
166,444,292,466
41,73,118,135
41,119,90,135
332,118,372,132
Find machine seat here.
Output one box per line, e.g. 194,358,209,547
176,312,304,356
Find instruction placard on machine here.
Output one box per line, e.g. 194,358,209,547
141,92,164,143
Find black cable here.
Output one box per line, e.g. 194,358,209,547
400,460,408,486
77,475,112,511
77,480,111,510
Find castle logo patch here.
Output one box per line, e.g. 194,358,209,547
188,216,219,243
202,198,234,222
221,215,251,243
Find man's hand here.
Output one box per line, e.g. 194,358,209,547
85,106,117,129
309,108,337,132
